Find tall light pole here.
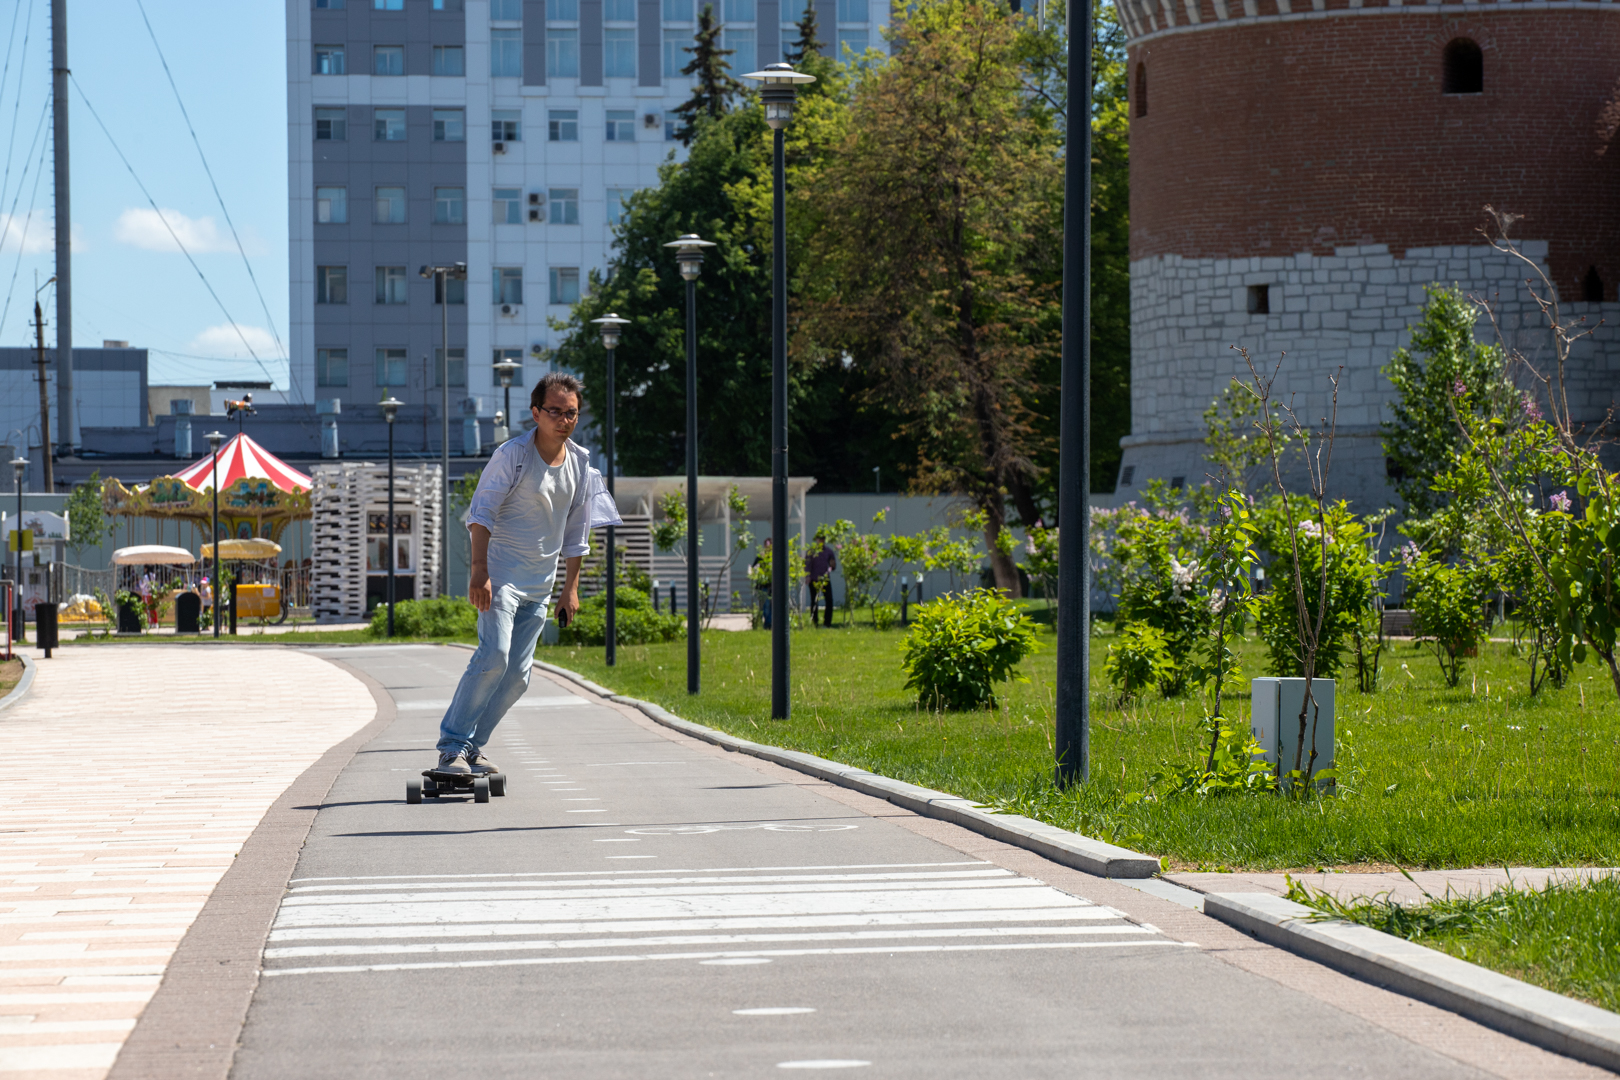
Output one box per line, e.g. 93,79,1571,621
1055,2,1093,784
493,359,520,446
205,431,224,639
9,457,24,640
380,396,402,638
664,235,714,696
51,0,74,456
591,313,630,667
420,261,467,599
741,62,815,721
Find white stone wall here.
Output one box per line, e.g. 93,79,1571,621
1116,241,1620,509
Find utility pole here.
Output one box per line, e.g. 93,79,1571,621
51,0,74,457
33,300,52,492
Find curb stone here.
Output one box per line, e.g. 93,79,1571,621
1205,891,1620,1073
532,659,1160,879
0,652,36,713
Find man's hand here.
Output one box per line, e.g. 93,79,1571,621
468,566,493,612
556,586,580,625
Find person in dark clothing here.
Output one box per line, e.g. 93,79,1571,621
751,537,773,629
805,531,837,627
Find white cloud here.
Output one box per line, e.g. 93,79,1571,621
114,207,237,254
188,323,282,359
0,212,56,254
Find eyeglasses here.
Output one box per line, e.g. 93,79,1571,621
538,407,579,422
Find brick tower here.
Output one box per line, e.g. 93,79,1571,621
1111,0,1620,507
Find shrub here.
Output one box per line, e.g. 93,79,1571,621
1406,551,1494,688
1103,623,1175,698
556,586,684,647
368,597,478,638
900,589,1037,710
871,601,899,631
1255,500,1380,681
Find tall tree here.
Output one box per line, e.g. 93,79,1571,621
786,0,824,63
672,4,744,146
797,0,1062,594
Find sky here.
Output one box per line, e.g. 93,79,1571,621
0,0,289,389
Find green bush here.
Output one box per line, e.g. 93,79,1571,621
368,597,478,638
1103,623,1175,698
900,589,1038,711
871,602,899,631
556,586,685,647
1406,551,1494,688
1256,501,1380,680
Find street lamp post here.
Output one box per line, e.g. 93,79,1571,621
591,313,630,667
493,359,520,446
664,235,714,696
420,261,467,599
741,62,815,721
205,431,224,639
9,457,24,639
379,396,403,638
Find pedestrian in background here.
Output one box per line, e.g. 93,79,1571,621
805,530,836,628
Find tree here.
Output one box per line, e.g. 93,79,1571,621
797,0,1062,595
671,4,744,146
786,0,824,63
1381,286,1514,517
64,471,110,564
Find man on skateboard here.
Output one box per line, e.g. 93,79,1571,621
432,371,618,777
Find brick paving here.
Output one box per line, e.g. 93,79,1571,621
0,646,374,1078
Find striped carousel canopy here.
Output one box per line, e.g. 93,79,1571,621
171,433,313,494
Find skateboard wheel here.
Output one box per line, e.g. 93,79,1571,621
490,774,507,797
473,777,490,803
406,778,422,805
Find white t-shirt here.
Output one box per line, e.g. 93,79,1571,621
470,435,587,602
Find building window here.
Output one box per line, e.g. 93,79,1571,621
1134,62,1146,117
549,31,579,78
376,265,408,304
375,0,405,9
1442,37,1483,95
314,107,347,141
492,0,524,17
606,0,636,18
434,186,466,224
375,348,409,387
315,0,346,8
548,188,579,224
316,266,348,304
726,28,755,75
1583,266,1604,303
834,0,864,19
314,45,346,74
550,267,581,305
724,0,756,18
433,108,465,142
664,0,694,19
604,30,637,78
493,348,525,385
374,186,407,224
552,0,581,17
316,348,349,387
492,110,521,142
435,275,467,304
1119,465,1135,487
374,108,407,141
491,28,523,76
432,45,465,76
1247,284,1270,315
435,348,468,387
663,31,688,78
493,187,524,224
665,113,678,140
315,186,347,224
605,109,636,141
835,31,865,59
373,45,405,76
607,186,634,225
549,109,579,142
495,267,524,306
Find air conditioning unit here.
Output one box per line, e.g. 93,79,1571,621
528,208,543,222
643,113,660,129
500,303,520,316
493,140,507,154
528,192,542,205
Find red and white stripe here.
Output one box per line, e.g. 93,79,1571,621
171,434,313,494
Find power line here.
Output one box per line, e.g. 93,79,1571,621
0,0,35,217
0,97,53,342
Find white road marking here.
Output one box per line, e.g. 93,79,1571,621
606,856,658,860
735,1008,815,1016
566,810,610,814
778,1062,870,1070
592,839,640,843
289,862,991,883
703,958,772,965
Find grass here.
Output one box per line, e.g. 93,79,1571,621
0,657,20,696
1287,873,1620,1011
540,619,1620,871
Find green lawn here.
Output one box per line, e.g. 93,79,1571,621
1289,874,1620,1011
541,620,1620,872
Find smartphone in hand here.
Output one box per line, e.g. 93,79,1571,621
557,606,570,629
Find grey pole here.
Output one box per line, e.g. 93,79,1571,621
664,237,712,696
9,458,24,637
381,396,401,637
440,270,450,599
50,0,74,456
206,431,224,640
1054,0,1093,785
591,315,629,668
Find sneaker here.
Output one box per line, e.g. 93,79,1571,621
468,751,500,775
435,751,471,775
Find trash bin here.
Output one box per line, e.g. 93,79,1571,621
175,591,202,635
117,600,142,634
33,602,57,657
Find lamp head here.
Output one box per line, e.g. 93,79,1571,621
492,359,521,389
205,431,225,451
664,234,715,282
379,395,403,424
741,63,815,130
8,456,25,481
591,312,631,350
418,264,431,280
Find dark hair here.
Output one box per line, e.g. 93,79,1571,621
530,371,584,410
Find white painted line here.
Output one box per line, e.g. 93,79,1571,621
704,957,771,966
585,761,695,767
281,879,1057,907
0,1043,124,1070
606,856,658,860
289,862,991,883
566,810,609,814
592,839,640,844
563,799,601,802
777,1061,870,1070
735,1008,815,1016
287,870,1015,895
0,1017,137,1033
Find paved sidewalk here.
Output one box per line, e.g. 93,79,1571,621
1168,867,1619,905
0,646,375,1079
55,623,372,641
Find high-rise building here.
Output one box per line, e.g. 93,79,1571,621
287,0,886,425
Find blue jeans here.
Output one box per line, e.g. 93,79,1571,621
437,584,548,758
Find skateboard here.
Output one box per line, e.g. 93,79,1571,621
406,768,507,804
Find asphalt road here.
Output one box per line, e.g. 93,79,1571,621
228,645,1497,1079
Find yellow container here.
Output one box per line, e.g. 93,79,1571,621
237,583,282,619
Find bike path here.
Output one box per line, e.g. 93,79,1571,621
229,644,1520,1079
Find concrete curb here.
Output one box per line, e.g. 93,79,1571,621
0,652,36,713
532,659,1160,880
1205,891,1620,1073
